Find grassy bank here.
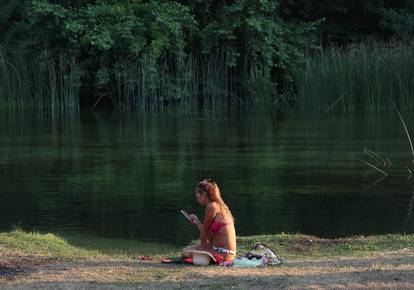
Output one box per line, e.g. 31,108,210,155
0,229,177,261
1,229,413,289
1,229,413,261
297,42,414,114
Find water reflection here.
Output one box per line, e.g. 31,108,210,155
0,110,413,245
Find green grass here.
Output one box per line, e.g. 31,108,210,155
237,233,414,259
0,229,179,260
1,229,413,261
297,41,414,114
62,233,180,257
0,229,97,259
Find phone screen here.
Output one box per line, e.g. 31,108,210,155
180,210,192,221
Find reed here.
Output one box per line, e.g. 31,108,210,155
107,51,276,112
110,53,200,111
390,101,414,162
0,48,80,114
1,47,277,113
363,147,388,167
297,42,414,114
358,158,388,177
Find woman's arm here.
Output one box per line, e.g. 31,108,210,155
199,202,219,249
189,214,214,245
189,214,202,229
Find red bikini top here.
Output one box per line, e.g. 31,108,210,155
209,220,232,233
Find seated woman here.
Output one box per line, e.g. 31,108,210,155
182,178,236,262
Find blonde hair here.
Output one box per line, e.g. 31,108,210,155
196,179,234,222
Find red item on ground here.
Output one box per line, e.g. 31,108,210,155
160,257,173,263
212,253,224,264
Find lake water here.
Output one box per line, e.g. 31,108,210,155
0,109,413,247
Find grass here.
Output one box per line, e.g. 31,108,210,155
1,229,413,261
0,229,100,260
0,229,180,261
1,229,413,288
62,233,180,258
238,233,414,260
297,41,414,114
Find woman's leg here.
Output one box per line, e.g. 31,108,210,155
181,243,201,259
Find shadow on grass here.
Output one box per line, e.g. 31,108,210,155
60,233,181,257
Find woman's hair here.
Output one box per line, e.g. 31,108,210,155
196,178,234,221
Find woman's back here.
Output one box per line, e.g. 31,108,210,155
208,203,236,258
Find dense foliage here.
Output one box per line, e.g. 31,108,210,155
1,0,413,112
279,0,414,43
0,0,320,111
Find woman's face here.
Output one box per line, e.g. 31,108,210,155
195,190,207,206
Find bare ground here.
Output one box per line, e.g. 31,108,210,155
1,248,414,289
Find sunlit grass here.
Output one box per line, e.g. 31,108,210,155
0,229,413,261
0,228,98,259
238,233,414,260
0,228,178,260
1,229,413,261
1,230,412,288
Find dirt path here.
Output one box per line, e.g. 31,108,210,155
1,248,414,289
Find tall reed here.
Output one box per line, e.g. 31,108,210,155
297,42,414,114
0,48,80,114
109,53,199,112
1,47,277,113
107,51,276,112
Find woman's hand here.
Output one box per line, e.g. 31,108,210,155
189,214,202,229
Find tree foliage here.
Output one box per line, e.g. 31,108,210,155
5,0,414,110
279,0,414,43
29,1,195,57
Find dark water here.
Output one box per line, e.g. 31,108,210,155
0,109,413,247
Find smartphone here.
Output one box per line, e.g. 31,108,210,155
180,210,192,221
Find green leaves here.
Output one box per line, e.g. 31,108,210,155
197,0,318,83
32,0,68,17
28,0,195,58
1,0,320,109
379,8,414,39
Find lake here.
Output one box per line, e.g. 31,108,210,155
0,109,413,247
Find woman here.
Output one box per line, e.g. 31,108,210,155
182,179,236,262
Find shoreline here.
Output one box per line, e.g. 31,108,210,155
1,230,414,289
